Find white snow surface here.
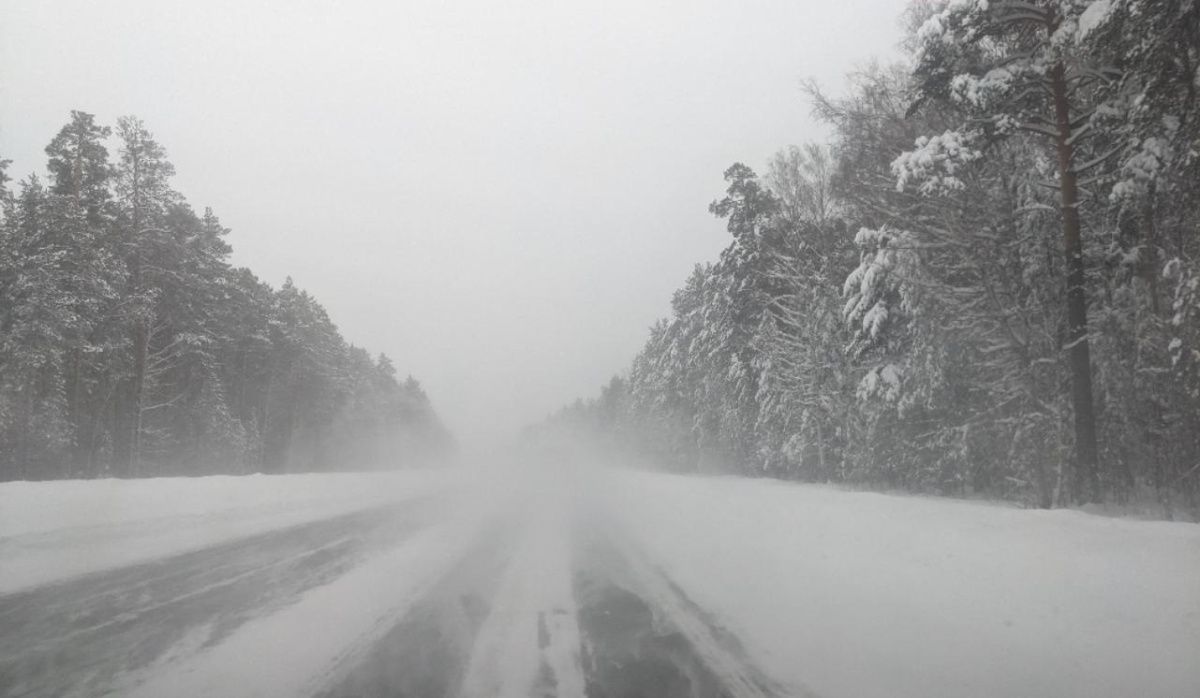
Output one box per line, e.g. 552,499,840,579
458,488,585,698
4,465,1199,697
0,469,465,595
597,469,1200,698
121,513,486,698
116,469,577,698
1076,0,1115,40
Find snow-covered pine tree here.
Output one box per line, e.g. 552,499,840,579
900,0,1136,502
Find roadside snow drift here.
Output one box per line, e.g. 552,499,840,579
597,470,1200,698
0,469,466,595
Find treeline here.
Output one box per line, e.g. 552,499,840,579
0,111,452,481
539,0,1200,511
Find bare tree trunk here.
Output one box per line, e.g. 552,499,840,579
66,347,84,473
1050,61,1101,504
816,420,827,481
1141,181,1161,316
126,149,146,478
112,391,129,476
18,383,32,480
130,309,147,477
1034,442,1053,510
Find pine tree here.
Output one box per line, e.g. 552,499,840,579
1,113,450,481
899,0,1130,502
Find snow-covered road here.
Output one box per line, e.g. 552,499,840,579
1,466,1198,697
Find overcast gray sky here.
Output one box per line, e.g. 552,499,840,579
1,0,908,450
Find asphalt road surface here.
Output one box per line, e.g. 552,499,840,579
0,487,796,698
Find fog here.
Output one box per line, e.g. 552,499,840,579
6,3,1200,694
0,0,908,449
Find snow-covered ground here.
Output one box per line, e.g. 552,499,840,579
0,468,466,594
596,469,1200,698
2,464,1198,697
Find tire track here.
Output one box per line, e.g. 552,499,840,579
313,518,520,698
573,521,806,698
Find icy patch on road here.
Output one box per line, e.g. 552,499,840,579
0,469,468,595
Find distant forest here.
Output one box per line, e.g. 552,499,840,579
540,0,1200,512
0,112,452,481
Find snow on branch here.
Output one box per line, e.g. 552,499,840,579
893,129,983,195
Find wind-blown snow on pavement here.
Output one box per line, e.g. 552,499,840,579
2,465,1198,697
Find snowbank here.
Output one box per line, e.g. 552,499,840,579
0,469,467,595
598,469,1200,698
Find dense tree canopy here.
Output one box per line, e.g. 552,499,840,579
0,112,453,480
540,0,1200,514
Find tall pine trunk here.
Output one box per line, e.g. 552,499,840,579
130,307,147,477
66,346,83,474
125,150,147,478
1049,61,1101,503
1141,181,1161,316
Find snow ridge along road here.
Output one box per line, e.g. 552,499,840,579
2,465,1199,697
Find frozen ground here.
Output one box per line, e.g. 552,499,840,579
1,464,1198,697
594,470,1200,698
0,469,467,595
